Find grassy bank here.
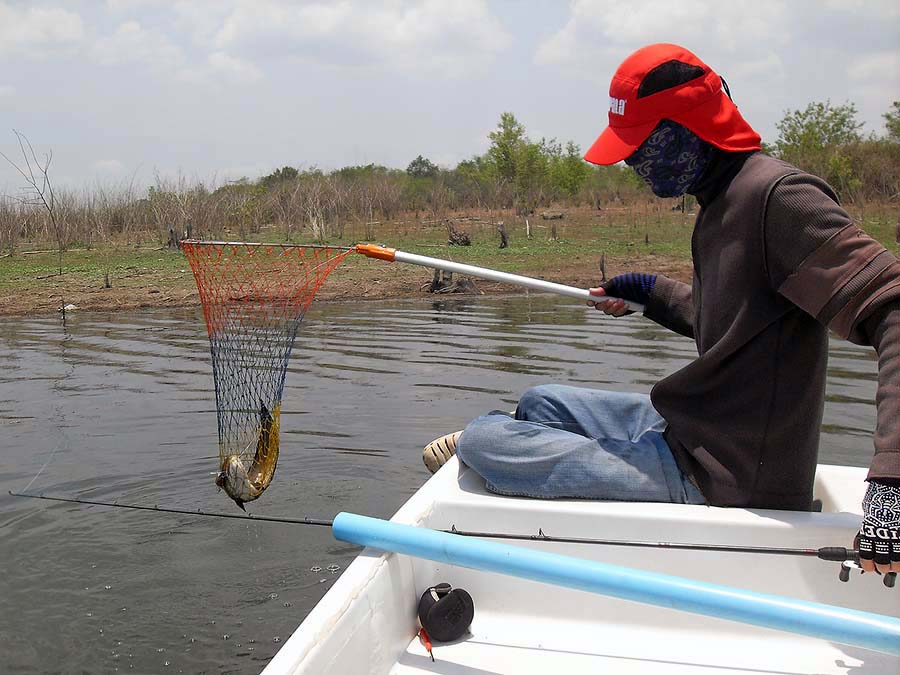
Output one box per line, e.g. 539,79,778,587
1,204,896,316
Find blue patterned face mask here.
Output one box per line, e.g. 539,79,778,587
625,120,713,198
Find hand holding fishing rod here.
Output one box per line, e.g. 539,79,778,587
857,480,900,578
354,243,646,313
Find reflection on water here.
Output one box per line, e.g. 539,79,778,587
0,296,878,673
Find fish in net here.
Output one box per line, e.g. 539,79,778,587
182,240,352,509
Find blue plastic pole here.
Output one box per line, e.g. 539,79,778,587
332,512,900,656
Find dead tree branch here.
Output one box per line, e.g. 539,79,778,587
1,130,65,274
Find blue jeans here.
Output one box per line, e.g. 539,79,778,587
455,385,705,504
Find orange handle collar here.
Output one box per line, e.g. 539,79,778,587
355,243,396,262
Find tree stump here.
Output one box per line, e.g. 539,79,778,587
422,269,481,295
425,269,451,293
447,220,471,246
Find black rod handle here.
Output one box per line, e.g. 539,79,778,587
817,547,857,562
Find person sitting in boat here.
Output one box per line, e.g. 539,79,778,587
422,43,899,579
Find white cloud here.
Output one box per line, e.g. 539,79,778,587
91,1,510,85
731,52,786,82
567,0,707,45
535,0,790,75
172,0,235,45
204,0,510,76
178,51,262,84
91,21,184,69
213,1,348,47
105,0,165,11
205,51,262,83
824,0,900,17
0,2,84,57
0,85,14,98
847,50,900,82
91,20,262,86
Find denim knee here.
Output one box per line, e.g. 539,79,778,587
457,412,513,466
516,384,566,418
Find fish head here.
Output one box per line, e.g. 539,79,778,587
217,455,255,509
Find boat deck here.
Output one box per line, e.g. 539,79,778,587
393,619,872,674
265,460,899,675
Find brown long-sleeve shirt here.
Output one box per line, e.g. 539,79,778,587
645,152,900,509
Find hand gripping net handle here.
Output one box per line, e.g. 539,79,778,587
354,243,645,313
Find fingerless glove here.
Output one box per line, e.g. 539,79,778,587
859,480,900,567
601,273,657,306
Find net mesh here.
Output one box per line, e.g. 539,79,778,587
182,241,352,506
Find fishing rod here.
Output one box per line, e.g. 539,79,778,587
13,490,894,587
445,525,895,586
2,490,863,557
8,491,333,527
445,524,860,562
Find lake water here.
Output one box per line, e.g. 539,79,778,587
0,296,879,673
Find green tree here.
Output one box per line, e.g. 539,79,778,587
774,101,864,199
760,140,777,155
488,112,527,184
406,155,439,179
543,140,611,204
332,163,396,181
259,166,299,189
775,100,863,154
513,141,548,212
448,156,497,209
555,141,591,199
884,101,900,142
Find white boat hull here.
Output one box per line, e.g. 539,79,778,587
263,460,900,674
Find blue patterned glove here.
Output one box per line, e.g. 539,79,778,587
601,273,657,307
859,480,900,569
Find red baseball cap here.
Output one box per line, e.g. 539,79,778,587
584,43,761,166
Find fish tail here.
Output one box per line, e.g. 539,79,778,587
248,402,279,491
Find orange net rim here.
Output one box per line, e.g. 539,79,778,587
181,239,356,251
180,239,355,337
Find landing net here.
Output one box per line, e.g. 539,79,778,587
182,240,352,508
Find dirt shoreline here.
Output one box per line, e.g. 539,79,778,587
0,253,694,317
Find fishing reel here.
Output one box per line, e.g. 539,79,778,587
810,546,896,587
838,559,897,587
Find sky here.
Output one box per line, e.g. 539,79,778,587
1,0,898,191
